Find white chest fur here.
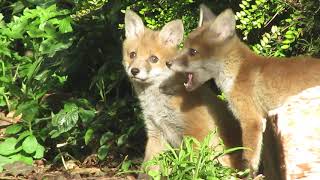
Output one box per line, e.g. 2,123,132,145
134,83,184,147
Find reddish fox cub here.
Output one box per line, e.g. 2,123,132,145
122,9,242,178
167,4,320,176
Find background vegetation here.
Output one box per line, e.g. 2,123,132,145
0,0,319,178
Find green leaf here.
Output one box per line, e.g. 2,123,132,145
58,18,73,33
284,34,295,39
49,129,61,138
22,135,38,154
79,108,95,124
5,124,23,135
97,145,110,160
9,154,33,165
282,39,293,44
0,138,18,156
52,103,79,134
271,26,278,34
117,134,128,146
84,128,94,145
148,170,161,178
39,37,73,57
100,131,114,146
33,145,45,159
11,1,25,14
121,160,132,171
281,44,290,49
17,131,31,142
16,101,39,122
0,155,14,172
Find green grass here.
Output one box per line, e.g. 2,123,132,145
141,131,249,180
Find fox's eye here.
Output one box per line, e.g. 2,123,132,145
188,48,198,56
149,55,159,63
129,51,136,59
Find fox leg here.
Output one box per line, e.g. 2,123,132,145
138,132,166,180
229,98,264,176
240,115,264,174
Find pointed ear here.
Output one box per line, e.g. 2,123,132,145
208,9,236,42
198,4,216,27
159,20,184,46
125,9,144,39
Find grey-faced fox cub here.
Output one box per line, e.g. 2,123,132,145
167,4,320,175
123,9,242,178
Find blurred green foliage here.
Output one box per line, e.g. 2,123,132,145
0,0,319,175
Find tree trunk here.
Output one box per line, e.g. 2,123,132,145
262,87,320,180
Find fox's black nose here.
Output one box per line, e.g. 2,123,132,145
131,68,140,76
166,61,172,68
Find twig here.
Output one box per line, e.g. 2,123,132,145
59,149,69,171
264,7,284,28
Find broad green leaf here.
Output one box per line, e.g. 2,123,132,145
17,131,31,142
100,131,114,145
52,103,79,134
5,124,23,135
22,135,38,154
39,37,73,57
64,103,78,112
97,145,110,160
121,160,132,171
84,128,94,145
16,101,39,122
0,138,18,156
11,1,25,14
0,97,6,106
79,108,95,124
9,154,33,165
33,145,45,159
58,18,73,33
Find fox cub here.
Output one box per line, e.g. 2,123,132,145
123,9,242,177
167,4,320,175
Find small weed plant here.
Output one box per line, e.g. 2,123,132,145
142,131,248,180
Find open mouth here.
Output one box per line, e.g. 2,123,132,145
183,73,193,90
131,76,147,82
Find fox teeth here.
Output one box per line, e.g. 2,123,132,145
184,83,188,87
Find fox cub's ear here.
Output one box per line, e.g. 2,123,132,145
198,4,216,27
125,10,144,39
159,20,184,47
208,9,236,42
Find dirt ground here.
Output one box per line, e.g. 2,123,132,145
0,154,141,180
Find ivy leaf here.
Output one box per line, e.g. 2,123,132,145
33,145,45,159
84,128,94,145
17,131,31,142
22,135,38,154
100,131,114,146
97,145,110,160
79,108,95,124
117,134,128,146
52,103,79,134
